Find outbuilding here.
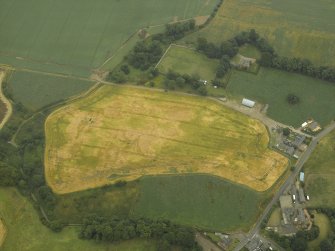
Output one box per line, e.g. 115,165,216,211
242,98,256,108
299,172,305,182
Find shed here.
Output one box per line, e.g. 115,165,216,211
301,122,308,128
242,98,255,108
299,172,305,182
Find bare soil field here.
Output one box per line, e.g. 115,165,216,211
45,85,288,194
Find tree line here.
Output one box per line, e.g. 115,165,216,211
163,70,208,95
196,29,335,83
79,215,202,251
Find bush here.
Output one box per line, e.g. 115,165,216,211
287,94,300,105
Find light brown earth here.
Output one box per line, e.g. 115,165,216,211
45,85,288,194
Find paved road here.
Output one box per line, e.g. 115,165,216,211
233,121,335,251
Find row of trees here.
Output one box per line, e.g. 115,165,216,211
196,29,335,83
260,55,335,83
163,70,207,95
79,215,202,251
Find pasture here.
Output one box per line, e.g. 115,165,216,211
158,45,219,81
45,85,287,194
7,71,93,110
227,68,335,127
0,0,218,77
0,187,157,251
183,0,335,66
305,130,335,208
133,175,268,231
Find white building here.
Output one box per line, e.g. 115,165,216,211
242,98,256,108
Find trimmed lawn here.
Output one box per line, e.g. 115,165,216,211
8,71,93,110
158,45,219,81
305,130,335,208
308,213,332,251
227,68,335,127
133,175,268,232
0,188,156,251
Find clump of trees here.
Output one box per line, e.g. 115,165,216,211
163,70,207,96
268,225,320,251
79,215,202,251
287,94,300,105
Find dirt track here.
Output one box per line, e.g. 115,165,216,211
0,71,12,130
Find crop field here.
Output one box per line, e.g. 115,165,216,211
158,45,219,81
0,218,6,248
133,175,268,231
227,68,335,127
305,130,335,208
8,71,93,110
45,85,287,194
183,0,335,66
0,188,156,251
0,0,218,77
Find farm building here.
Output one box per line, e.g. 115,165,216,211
298,188,306,203
299,172,305,182
309,121,321,132
242,98,255,108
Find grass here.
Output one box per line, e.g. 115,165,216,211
0,187,156,251
133,175,268,231
308,213,332,251
238,44,261,60
158,45,219,81
7,71,94,110
305,130,335,208
227,68,335,127
0,0,219,77
266,207,281,227
182,0,335,66
45,85,288,194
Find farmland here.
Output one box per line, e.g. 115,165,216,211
0,0,218,77
45,85,288,194
227,68,335,127
158,45,219,81
0,218,5,248
0,187,156,251
305,130,335,208
7,71,93,110
183,0,335,66
133,175,268,231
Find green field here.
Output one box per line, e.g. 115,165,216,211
0,0,218,77
158,45,219,81
227,68,335,127
0,187,156,251
305,130,335,208
7,71,93,110
182,0,335,66
133,175,268,231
